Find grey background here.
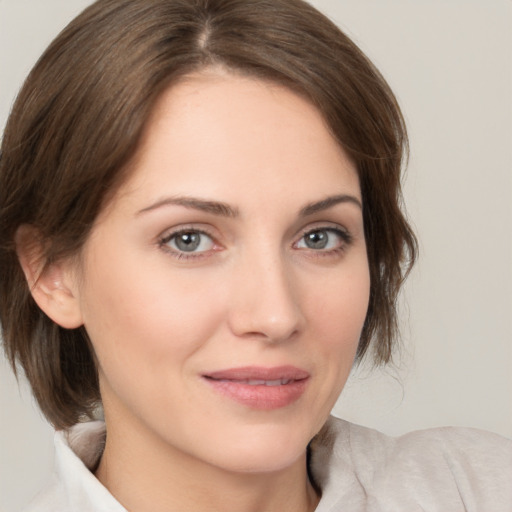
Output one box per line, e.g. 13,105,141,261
1,1,511,510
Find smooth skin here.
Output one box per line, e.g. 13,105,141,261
20,70,370,512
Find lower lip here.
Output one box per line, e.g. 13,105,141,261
203,378,309,410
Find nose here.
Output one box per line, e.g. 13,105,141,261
227,249,305,343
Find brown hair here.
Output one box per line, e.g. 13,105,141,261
0,0,417,429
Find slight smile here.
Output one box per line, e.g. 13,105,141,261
202,366,310,410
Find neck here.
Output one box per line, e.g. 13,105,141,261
95,414,320,512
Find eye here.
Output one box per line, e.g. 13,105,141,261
161,230,215,253
295,228,349,251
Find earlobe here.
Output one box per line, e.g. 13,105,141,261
15,225,84,329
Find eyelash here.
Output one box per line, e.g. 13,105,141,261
294,226,353,257
158,227,218,261
157,225,353,261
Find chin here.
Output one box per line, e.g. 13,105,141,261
216,446,307,475
196,419,317,475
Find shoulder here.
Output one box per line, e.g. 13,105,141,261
22,492,63,512
22,421,125,512
312,416,512,511
21,477,68,512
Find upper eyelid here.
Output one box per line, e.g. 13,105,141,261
158,224,217,242
295,222,351,238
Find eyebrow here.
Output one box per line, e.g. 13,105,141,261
299,194,362,216
137,193,362,218
137,196,239,218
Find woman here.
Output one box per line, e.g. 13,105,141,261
0,0,510,510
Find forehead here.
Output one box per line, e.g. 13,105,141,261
111,71,360,214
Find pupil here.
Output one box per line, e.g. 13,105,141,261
306,231,327,249
176,232,200,252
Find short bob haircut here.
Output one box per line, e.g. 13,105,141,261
0,0,417,429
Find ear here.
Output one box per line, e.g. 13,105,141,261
15,225,84,329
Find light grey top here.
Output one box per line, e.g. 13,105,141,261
24,417,512,511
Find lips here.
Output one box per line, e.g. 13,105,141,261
202,366,310,410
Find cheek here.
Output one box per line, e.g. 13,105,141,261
307,259,370,342
78,245,226,381
304,259,370,382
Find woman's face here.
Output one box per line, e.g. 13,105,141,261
72,72,370,474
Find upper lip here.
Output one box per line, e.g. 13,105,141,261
203,366,310,381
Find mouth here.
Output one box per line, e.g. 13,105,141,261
209,378,296,386
202,366,310,410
